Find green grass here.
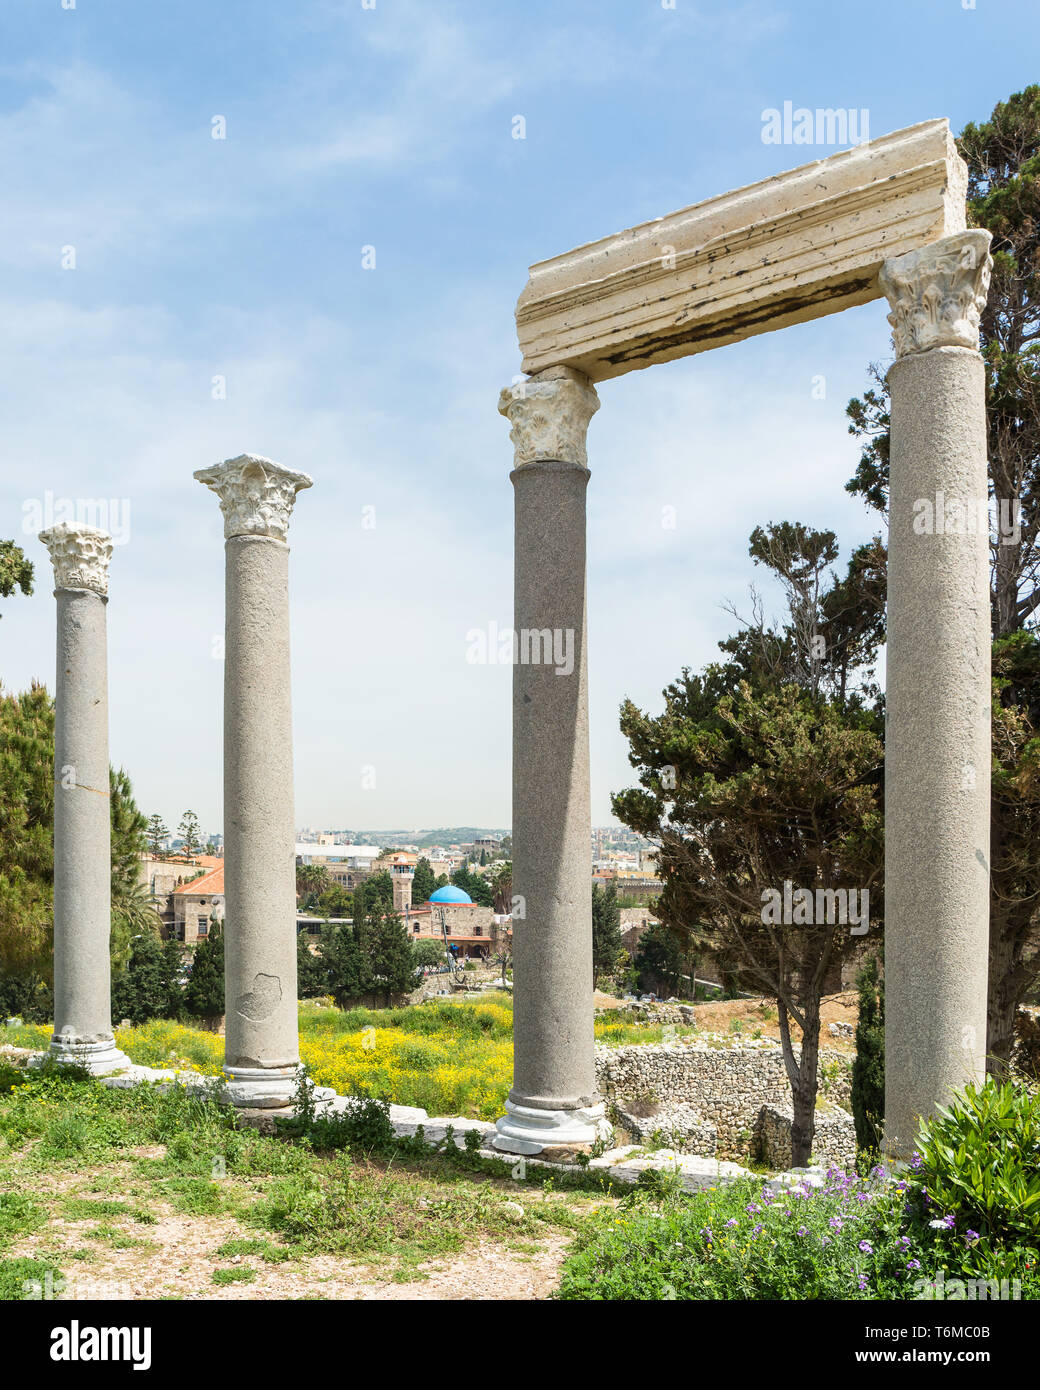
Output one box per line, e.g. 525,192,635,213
0,1064,612,1289
212,1266,256,1286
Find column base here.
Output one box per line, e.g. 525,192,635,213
221,1064,301,1110
492,1099,612,1155
37,1037,131,1075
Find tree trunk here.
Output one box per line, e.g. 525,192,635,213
790,1008,821,1168
987,918,1022,1077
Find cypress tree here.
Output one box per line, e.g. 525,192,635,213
851,953,885,1155
184,922,225,1018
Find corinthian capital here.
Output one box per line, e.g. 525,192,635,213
194,453,313,541
39,522,113,597
880,229,992,358
498,366,600,468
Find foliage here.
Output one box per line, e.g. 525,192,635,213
109,768,161,972
450,864,494,907
851,954,885,1155
0,684,54,988
183,922,225,1017
111,932,183,1025
313,884,352,919
176,810,202,859
909,1078,1040,1252
295,863,329,904
615,669,884,1163
145,813,169,859
633,920,687,997
412,938,446,970
0,539,33,615
296,930,327,999
353,870,393,915
592,882,624,986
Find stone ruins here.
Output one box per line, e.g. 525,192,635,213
35,118,992,1162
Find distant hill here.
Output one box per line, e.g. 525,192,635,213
412,828,509,849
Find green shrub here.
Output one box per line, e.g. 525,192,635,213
909,1078,1040,1250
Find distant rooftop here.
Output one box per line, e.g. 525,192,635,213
294,843,381,859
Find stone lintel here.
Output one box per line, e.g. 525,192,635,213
515,119,967,381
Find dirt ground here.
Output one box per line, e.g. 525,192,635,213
7,1162,597,1302
596,989,860,1054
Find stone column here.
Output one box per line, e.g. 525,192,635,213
38,523,129,1073
195,454,312,1108
493,366,611,1154
879,229,993,1157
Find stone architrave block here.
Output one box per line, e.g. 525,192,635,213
515,119,967,381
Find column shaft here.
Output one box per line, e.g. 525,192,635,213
510,460,596,1112
39,524,127,1073
195,453,312,1109
493,366,608,1154
881,231,993,1156
222,535,299,1089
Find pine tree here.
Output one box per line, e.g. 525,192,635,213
177,810,202,858
184,922,225,1018
851,953,885,1155
146,814,169,859
319,921,370,1008
159,938,185,1019
296,928,327,999
592,882,623,986
367,904,417,1001
111,931,169,1025
0,683,54,990
110,768,159,972
634,920,687,998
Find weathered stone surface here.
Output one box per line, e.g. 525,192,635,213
494,373,610,1156
758,1102,857,1170
194,453,312,542
614,1101,717,1156
197,453,310,1108
588,1145,752,1193
879,229,991,356
40,527,129,1076
38,522,113,597
596,1042,853,1159
515,119,966,381
497,366,600,468
881,334,991,1157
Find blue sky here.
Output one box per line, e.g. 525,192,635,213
1,0,1036,832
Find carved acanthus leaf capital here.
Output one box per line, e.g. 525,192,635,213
38,522,113,596
880,229,992,358
194,453,313,541
498,366,600,468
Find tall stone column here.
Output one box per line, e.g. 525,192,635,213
195,454,312,1108
493,366,610,1154
880,229,993,1157
38,523,129,1073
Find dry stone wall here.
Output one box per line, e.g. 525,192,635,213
595,1042,854,1160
